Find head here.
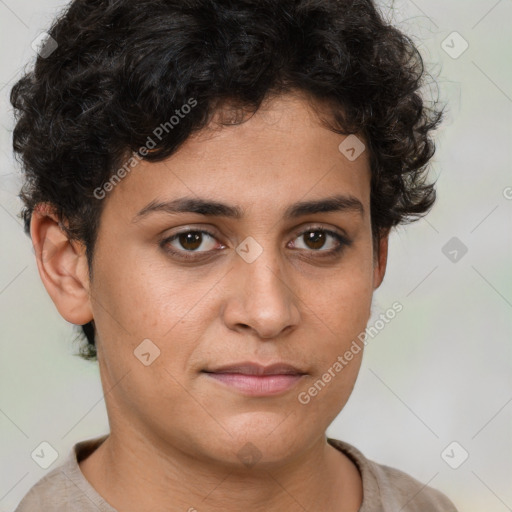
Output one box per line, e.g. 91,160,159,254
11,0,443,467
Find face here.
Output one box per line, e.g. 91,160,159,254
36,92,388,469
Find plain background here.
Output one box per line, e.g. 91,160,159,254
0,0,511,511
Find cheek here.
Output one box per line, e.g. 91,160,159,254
301,248,373,392
89,250,216,390
92,248,196,335
90,260,205,431
314,250,375,337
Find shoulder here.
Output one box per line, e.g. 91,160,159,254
14,461,76,512
14,435,112,512
366,458,458,511
328,438,459,512
14,467,66,512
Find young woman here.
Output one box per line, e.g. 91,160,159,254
11,0,456,510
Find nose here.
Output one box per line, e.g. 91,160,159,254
221,246,301,339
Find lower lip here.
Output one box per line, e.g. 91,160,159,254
203,372,304,396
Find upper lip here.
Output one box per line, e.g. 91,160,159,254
203,362,306,376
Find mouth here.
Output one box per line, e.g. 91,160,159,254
201,362,307,396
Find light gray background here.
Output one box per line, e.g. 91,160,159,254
1,1,511,511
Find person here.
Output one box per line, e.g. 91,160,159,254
10,0,458,510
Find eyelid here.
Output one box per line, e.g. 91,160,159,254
290,223,350,242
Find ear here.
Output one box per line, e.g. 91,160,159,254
30,203,93,325
373,230,389,290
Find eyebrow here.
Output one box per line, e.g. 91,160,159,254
133,194,364,222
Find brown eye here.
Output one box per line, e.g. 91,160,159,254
303,230,327,250
162,230,219,257
292,228,349,254
177,231,203,251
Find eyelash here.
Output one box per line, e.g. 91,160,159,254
160,226,351,262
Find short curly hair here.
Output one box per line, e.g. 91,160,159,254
10,0,444,361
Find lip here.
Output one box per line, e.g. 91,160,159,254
202,362,307,397
204,362,305,376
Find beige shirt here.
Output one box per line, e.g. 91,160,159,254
14,434,458,511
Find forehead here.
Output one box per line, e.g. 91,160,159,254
102,93,371,223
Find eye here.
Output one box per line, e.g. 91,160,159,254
162,229,221,259
289,226,350,255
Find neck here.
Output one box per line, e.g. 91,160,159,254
79,429,362,512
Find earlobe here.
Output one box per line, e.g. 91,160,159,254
373,231,389,290
30,203,93,325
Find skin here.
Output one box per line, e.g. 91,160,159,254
31,91,389,512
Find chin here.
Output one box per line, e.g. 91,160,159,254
205,413,311,468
